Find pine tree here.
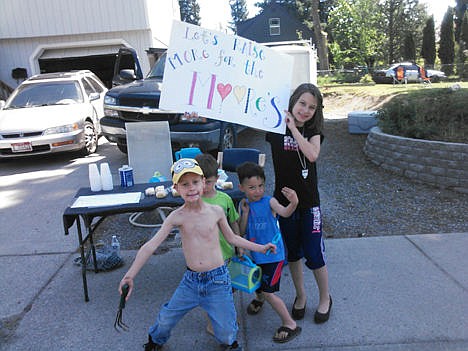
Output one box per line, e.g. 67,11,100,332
438,7,456,75
179,0,201,25
230,0,249,34
403,33,416,61
421,16,436,67
458,11,468,78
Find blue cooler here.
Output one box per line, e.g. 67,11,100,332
348,111,378,134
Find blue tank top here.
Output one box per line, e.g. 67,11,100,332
244,196,285,264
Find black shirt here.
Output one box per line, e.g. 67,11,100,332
266,127,323,209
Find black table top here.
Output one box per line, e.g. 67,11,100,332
63,180,243,234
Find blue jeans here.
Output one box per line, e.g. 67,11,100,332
148,264,238,346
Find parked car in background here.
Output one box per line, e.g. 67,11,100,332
371,62,447,84
0,70,107,158
100,48,244,154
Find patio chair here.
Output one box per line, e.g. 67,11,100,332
419,66,432,87
393,66,407,86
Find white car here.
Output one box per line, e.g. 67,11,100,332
0,70,107,158
384,62,447,83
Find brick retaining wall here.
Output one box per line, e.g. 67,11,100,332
364,127,468,194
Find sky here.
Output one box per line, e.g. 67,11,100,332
197,0,457,31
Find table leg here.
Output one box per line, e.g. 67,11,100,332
76,218,89,302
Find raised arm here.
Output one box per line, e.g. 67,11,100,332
238,198,249,236
285,112,321,162
270,187,298,218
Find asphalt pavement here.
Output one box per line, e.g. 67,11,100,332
1,232,467,350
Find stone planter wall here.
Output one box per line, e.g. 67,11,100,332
364,127,468,194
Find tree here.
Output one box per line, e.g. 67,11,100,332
403,33,416,61
454,0,468,42
179,0,201,25
438,7,456,75
421,16,436,67
458,11,468,78
328,0,385,68
230,0,249,33
310,0,330,71
381,0,427,64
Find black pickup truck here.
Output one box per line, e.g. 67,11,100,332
100,48,242,154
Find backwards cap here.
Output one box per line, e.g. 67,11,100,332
171,158,204,184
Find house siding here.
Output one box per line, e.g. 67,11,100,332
0,0,179,89
237,3,315,44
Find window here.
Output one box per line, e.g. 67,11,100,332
269,18,280,36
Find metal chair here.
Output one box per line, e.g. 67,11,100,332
126,121,176,231
419,66,432,87
217,148,266,172
393,66,407,86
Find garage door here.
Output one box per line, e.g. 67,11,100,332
39,45,124,88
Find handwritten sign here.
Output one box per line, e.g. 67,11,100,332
159,20,293,134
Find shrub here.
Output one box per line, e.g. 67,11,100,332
378,87,467,143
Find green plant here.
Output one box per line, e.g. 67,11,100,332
378,87,467,143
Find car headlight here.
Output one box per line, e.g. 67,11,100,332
104,108,120,117
180,111,207,123
104,95,116,105
43,123,80,135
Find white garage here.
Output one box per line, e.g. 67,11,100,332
0,0,179,92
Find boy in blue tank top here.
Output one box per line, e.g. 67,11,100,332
237,162,302,344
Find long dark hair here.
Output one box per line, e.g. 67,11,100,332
288,83,324,132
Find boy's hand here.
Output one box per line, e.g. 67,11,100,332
119,277,134,301
237,247,245,257
281,187,298,205
263,243,277,254
240,198,250,214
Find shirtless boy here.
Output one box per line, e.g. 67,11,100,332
119,158,276,351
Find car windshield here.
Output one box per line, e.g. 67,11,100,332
6,81,83,109
147,53,166,79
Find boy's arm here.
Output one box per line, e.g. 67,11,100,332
238,199,249,236
270,187,298,218
217,206,276,254
119,212,176,300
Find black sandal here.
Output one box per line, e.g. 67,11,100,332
273,326,302,343
246,299,264,315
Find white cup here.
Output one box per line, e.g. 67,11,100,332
100,162,113,191
88,164,102,191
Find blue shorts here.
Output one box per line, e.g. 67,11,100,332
257,260,285,293
278,206,326,270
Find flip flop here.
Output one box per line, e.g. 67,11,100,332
246,299,264,315
273,326,302,343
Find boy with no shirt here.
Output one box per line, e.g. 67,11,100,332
119,158,276,350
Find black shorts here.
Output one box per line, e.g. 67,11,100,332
257,260,285,293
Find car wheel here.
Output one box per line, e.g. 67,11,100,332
218,123,236,151
81,121,98,155
117,141,128,154
431,76,439,83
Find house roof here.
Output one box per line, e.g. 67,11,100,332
236,3,315,44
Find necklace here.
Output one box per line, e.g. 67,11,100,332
295,127,308,179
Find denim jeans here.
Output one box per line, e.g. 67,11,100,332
148,264,238,346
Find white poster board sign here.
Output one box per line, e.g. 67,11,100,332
160,20,293,134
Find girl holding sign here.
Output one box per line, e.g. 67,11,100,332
266,83,332,324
